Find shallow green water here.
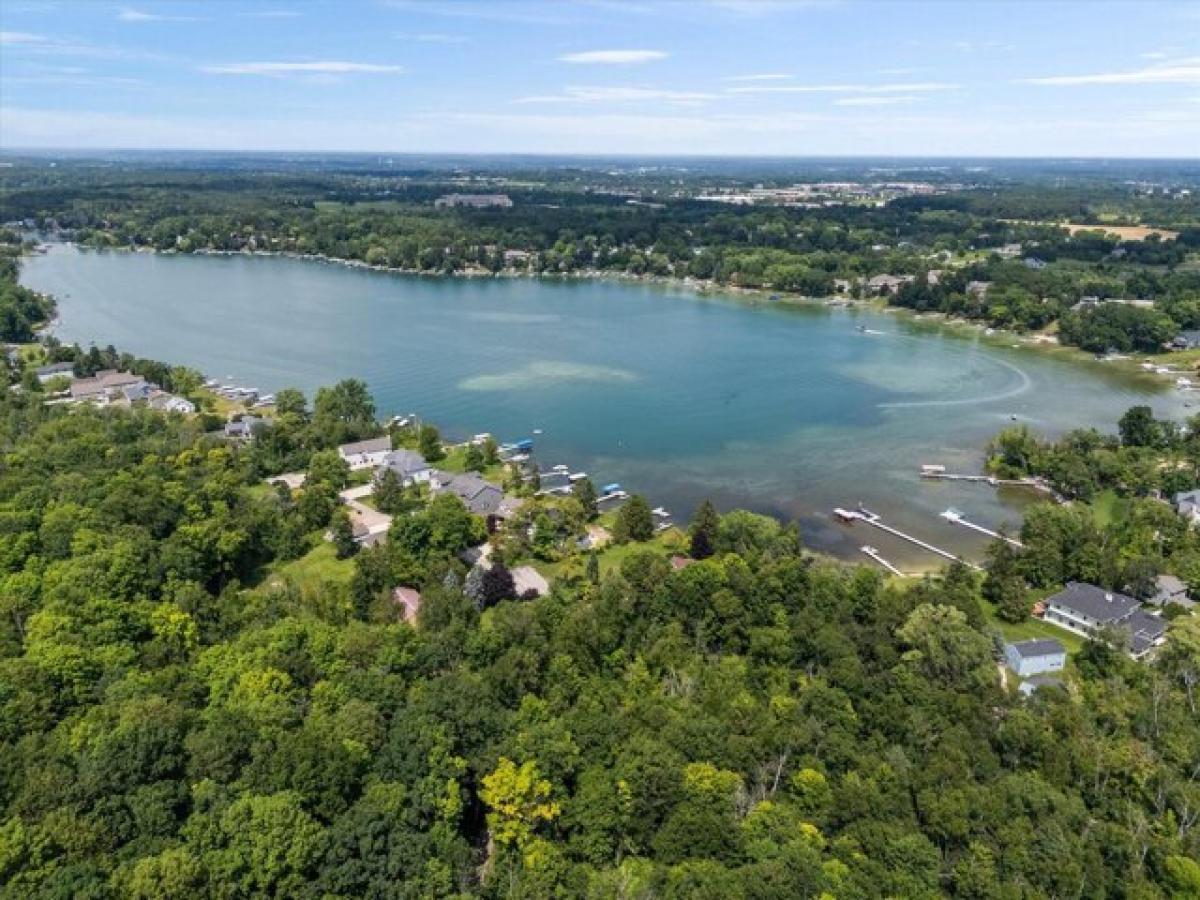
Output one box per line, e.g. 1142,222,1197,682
21,244,1182,566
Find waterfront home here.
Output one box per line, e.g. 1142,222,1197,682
69,370,146,404
148,392,196,415
337,436,392,470
438,472,504,517
35,361,75,382
1044,582,1167,659
225,415,269,441
1004,639,1066,678
376,449,431,486
1171,330,1200,351
122,382,154,404
866,274,911,295
392,587,422,623
1173,489,1200,525
1150,573,1193,608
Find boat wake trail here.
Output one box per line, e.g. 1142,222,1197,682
878,356,1032,409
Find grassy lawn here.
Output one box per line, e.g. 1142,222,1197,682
263,541,355,591
1090,489,1129,529
433,445,508,482
981,597,1085,654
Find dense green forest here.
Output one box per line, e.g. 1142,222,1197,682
2,355,1200,896
0,230,55,343
3,161,1199,354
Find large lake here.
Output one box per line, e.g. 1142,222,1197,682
21,244,1184,568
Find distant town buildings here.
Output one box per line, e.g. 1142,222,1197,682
434,193,513,209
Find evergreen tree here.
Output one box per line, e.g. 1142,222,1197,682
418,424,444,461
465,442,485,472
373,467,405,514
615,494,654,543
573,478,599,520
690,500,720,559
586,550,600,584
330,508,358,559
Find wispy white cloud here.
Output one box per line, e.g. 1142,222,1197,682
558,49,667,65
515,85,717,106
201,61,404,77
728,81,956,94
0,31,48,45
117,7,202,22
395,32,469,43
1024,59,1200,86
706,0,837,13
834,95,917,106
723,72,793,82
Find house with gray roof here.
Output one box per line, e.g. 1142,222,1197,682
439,472,504,517
1044,582,1167,659
338,436,392,470
1004,639,1066,678
69,369,146,404
376,449,431,486
225,415,269,441
1151,574,1192,608
35,361,74,382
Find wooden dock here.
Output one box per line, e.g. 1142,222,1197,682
940,509,1023,547
859,545,910,577
834,506,983,571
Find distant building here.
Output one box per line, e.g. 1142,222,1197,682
148,392,196,414
35,361,74,383
434,193,513,209
966,280,992,298
866,274,912,295
69,369,146,404
225,415,269,441
1044,582,1167,659
1004,639,1066,678
338,436,392,470
1150,574,1193,608
1023,256,1048,270
996,243,1023,258
1174,489,1200,525
1171,330,1200,350
376,449,431,486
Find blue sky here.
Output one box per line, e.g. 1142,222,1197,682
1,0,1197,156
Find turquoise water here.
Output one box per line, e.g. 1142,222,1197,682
21,244,1181,567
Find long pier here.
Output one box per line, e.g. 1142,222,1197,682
859,545,910,577
940,509,1023,547
834,506,983,571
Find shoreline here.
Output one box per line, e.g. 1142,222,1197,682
44,241,1183,390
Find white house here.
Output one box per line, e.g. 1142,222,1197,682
376,449,431,486
337,436,392,470
1004,639,1066,678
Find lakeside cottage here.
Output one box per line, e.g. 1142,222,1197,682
437,471,504,517
376,449,431,486
338,436,392,470
1043,582,1167,659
